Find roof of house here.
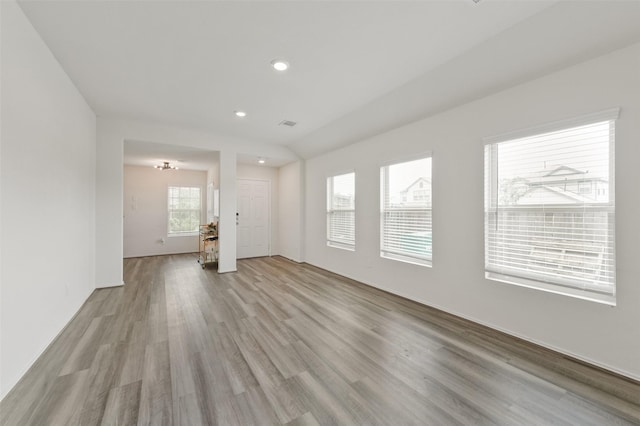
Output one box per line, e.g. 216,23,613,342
517,185,594,205
400,177,431,194
521,165,607,186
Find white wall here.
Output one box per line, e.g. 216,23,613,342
279,161,305,262
304,43,640,379
0,1,96,399
123,166,207,258
95,120,124,288
238,163,279,255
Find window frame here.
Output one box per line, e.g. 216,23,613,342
167,185,203,237
326,172,356,251
380,154,433,267
483,108,618,305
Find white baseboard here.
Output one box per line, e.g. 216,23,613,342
303,260,639,383
95,281,124,289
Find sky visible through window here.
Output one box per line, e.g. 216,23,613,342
497,122,610,182
330,173,354,197
386,158,432,204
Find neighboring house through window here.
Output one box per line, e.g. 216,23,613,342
484,109,618,304
168,186,201,236
327,172,355,250
381,156,432,266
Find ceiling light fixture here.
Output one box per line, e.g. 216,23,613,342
258,158,266,164
270,59,289,71
235,110,247,117
154,161,178,171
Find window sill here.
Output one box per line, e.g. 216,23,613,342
327,241,355,251
485,271,616,306
381,252,432,268
168,233,199,238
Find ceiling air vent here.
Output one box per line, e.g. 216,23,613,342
279,120,297,127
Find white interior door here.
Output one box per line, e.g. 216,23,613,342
237,179,270,259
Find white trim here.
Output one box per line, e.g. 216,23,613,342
417,295,635,380
95,281,125,289
486,272,616,306
381,251,432,268
482,108,620,145
327,241,355,251
303,260,639,382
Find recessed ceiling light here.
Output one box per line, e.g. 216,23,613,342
270,59,289,71
258,158,266,164
235,110,247,117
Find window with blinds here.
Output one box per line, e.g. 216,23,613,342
327,172,355,250
484,109,618,305
380,157,432,266
168,186,201,235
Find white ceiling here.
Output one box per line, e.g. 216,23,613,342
17,0,640,167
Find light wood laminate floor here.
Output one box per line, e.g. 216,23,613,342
1,254,639,425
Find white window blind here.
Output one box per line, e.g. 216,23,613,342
327,173,355,250
168,186,201,235
381,157,432,266
484,110,617,304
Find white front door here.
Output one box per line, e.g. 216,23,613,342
237,179,270,259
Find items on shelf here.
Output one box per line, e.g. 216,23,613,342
198,222,218,269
